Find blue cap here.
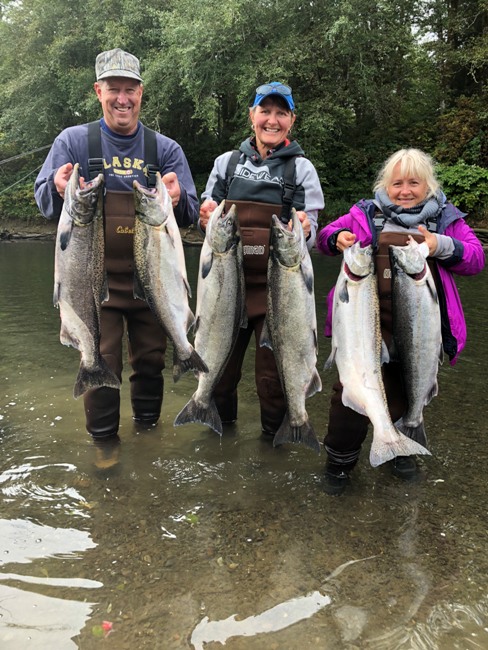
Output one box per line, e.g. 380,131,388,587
252,82,295,111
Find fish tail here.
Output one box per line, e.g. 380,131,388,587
173,348,209,383
369,429,431,467
73,360,120,399
173,396,223,435
395,418,428,447
273,413,321,454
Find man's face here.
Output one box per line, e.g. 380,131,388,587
94,78,143,135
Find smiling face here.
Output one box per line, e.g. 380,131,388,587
386,162,429,208
94,77,143,135
249,97,296,159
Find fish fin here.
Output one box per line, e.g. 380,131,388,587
306,369,322,398
59,323,80,349
381,339,390,365
342,390,368,416
338,279,349,303
259,320,273,350
240,308,248,329
59,221,73,251
369,429,431,467
53,283,60,308
184,276,192,299
427,273,439,302
164,223,176,247
273,413,321,453
389,338,399,362
201,251,214,279
425,381,438,405
133,272,146,300
73,360,120,399
300,263,314,294
186,309,196,333
173,347,209,383
174,396,223,435
324,347,336,370
395,418,428,447
100,273,110,303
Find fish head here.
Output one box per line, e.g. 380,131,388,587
269,214,303,267
65,164,104,226
343,242,374,279
206,202,239,254
389,238,427,277
133,173,171,227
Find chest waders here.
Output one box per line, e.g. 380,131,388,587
324,230,440,469
83,123,167,439
212,155,298,435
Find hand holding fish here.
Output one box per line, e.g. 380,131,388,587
294,210,311,239
418,225,437,255
199,199,219,230
54,162,86,198
162,171,181,208
336,230,357,252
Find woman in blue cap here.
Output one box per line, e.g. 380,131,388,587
198,81,324,437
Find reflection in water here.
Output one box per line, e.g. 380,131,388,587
191,591,332,650
0,242,487,649
0,573,101,588
191,555,377,648
0,518,96,565
0,584,96,650
0,518,100,648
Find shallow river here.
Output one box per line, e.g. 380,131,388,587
0,240,487,650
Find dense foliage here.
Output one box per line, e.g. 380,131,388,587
0,0,487,224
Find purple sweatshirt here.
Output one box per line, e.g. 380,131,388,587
316,200,485,365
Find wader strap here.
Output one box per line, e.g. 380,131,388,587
225,150,242,198
87,121,104,180
87,122,158,187
143,126,158,189
280,155,297,223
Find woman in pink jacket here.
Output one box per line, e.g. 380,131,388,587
316,148,485,495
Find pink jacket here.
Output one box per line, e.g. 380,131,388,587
316,200,485,365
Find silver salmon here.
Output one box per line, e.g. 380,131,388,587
260,211,322,453
53,163,120,398
174,202,246,434
390,237,443,445
324,241,431,466
133,173,208,382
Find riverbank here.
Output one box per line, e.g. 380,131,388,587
0,218,205,246
1,218,487,248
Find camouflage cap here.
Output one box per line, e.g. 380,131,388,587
95,48,142,82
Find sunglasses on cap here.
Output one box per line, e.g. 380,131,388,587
255,83,293,96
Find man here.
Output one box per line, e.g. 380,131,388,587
35,48,199,464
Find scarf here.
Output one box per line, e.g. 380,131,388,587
374,188,444,228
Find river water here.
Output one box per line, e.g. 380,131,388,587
0,240,487,650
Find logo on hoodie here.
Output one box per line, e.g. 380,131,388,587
234,162,282,186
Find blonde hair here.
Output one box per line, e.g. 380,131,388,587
373,148,440,198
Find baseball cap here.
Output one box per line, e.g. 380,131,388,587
252,82,295,111
95,48,143,82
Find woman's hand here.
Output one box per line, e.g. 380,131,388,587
295,210,311,239
418,225,437,256
199,199,218,231
336,230,356,252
